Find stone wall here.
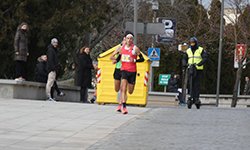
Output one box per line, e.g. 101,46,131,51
0,79,249,107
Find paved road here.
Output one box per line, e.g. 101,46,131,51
0,98,149,150
0,98,249,150
89,106,250,150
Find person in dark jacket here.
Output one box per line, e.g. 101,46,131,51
14,22,29,81
244,76,250,95
77,46,97,103
168,72,185,106
35,55,65,100
35,55,48,83
45,38,59,101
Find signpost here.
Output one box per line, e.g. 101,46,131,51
234,44,246,68
148,48,160,67
156,18,177,43
159,74,171,92
234,44,246,96
125,22,165,35
178,43,188,51
148,48,160,60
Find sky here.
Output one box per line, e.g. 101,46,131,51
202,0,212,9
202,0,249,9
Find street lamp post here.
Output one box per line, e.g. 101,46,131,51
216,0,224,107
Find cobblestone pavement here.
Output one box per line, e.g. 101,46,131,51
88,106,250,150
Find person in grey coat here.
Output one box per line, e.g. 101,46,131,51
14,22,29,81
77,46,97,103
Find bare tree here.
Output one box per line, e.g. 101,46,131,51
72,0,145,85
224,0,250,107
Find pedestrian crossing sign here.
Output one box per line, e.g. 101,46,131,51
148,48,160,60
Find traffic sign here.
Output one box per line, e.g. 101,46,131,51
156,18,176,43
125,22,165,35
151,61,159,67
159,74,171,85
234,44,246,68
178,43,188,51
148,48,160,61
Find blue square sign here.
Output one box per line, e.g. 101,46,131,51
148,48,160,60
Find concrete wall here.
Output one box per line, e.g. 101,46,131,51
0,79,87,102
200,94,250,107
0,79,250,107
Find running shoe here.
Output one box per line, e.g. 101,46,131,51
179,102,186,106
19,77,25,81
116,105,121,112
15,77,24,81
57,92,65,96
122,107,128,114
15,78,21,81
46,97,56,102
90,98,95,103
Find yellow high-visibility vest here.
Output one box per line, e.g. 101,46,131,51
186,46,204,70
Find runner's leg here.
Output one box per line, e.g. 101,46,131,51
114,80,121,92
128,83,135,95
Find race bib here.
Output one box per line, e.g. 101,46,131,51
121,54,130,62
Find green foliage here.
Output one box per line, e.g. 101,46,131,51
208,0,221,24
153,49,183,92
151,45,250,94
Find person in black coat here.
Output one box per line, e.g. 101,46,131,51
168,72,185,106
77,46,97,103
35,55,65,100
45,38,59,101
35,55,48,83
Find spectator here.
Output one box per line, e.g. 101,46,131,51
244,76,250,95
14,22,29,81
35,55,65,100
35,55,48,83
45,38,59,102
168,72,185,106
77,46,97,103
90,91,97,103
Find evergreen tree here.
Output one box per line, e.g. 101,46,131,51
0,0,117,81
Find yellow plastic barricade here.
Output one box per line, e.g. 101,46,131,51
96,45,151,107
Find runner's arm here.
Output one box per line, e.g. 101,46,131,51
116,54,121,62
110,46,121,60
135,47,144,63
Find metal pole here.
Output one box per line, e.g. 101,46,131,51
149,10,157,92
182,68,185,103
238,80,241,95
151,10,156,48
143,22,147,53
134,0,137,45
216,0,224,107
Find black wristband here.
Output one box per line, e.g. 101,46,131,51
116,54,121,62
136,53,145,62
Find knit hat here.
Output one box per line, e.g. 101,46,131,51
51,38,58,44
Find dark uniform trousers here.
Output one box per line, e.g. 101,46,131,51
189,70,203,98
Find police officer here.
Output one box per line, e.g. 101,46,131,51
182,37,208,104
